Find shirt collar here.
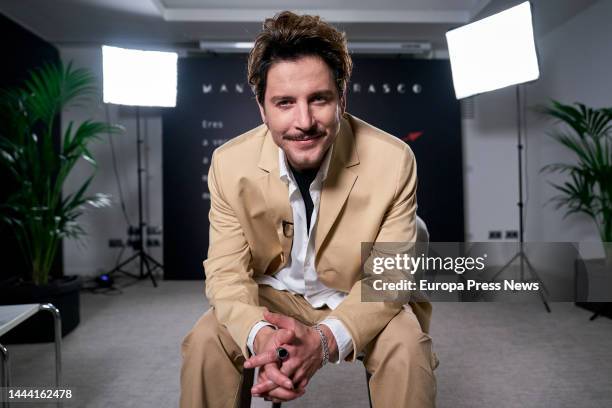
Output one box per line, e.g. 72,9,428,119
278,144,333,185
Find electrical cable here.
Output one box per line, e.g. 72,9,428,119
104,103,133,227
80,245,129,295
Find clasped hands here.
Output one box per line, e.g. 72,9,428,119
243,311,338,403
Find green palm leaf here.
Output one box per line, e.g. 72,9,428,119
539,100,612,243
0,61,122,285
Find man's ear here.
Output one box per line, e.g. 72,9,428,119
340,88,347,116
257,101,267,125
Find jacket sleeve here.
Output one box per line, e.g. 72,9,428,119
327,144,420,361
203,150,266,357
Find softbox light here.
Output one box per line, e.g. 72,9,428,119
445,1,539,99
102,45,178,107
445,2,549,311
101,45,177,286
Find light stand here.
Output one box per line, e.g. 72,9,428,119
487,85,550,312
107,107,163,287
446,1,550,311
101,45,177,287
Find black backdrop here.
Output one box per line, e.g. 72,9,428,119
163,55,463,280
0,13,62,282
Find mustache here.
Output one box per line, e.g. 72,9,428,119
283,127,325,141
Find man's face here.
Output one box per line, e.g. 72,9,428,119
258,55,346,171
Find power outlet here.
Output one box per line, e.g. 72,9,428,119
147,239,162,247
488,230,502,239
505,230,519,239
147,226,163,235
108,239,125,248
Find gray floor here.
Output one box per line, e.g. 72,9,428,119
5,277,612,407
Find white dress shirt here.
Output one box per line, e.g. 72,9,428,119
246,146,354,363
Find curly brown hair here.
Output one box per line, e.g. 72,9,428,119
247,11,353,105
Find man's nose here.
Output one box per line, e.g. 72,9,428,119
294,102,315,131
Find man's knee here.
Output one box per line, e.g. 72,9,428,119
181,310,245,408
181,310,243,366
367,311,437,374
182,311,213,356
397,330,437,374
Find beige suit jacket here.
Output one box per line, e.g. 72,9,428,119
203,112,431,360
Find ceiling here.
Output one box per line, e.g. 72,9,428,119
0,0,599,52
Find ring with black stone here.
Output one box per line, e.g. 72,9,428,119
276,347,290,362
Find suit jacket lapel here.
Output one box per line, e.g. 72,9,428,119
315,115,360,258
257,129,293,266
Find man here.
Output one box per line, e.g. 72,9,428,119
180,11,437,408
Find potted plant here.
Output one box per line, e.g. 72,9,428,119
0,61,120,341
540,100,612,318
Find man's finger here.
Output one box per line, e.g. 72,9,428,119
275,328,296,345
296,377,309,390
266,385,305,402
278,355,301,377
263,362,294,390
264,311,295,329
253,355,299,395
253,368,280,397
257,368,269,384
264,376,308,396
244,349,277,369
245,342,298,369
291,367,309,386
252,369,273,397
259,383,305,402
252,378,278,395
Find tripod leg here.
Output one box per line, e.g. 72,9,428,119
142,254,158,287
107,252,141,279
142,251,163,275
109,252,139,271
144,252,164,269
133,245,143,279
540,294,552,313
143,260,160,274
520,254,552,313
490,252,521,282
523,255,550,296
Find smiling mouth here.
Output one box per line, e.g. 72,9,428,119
285,133,324,142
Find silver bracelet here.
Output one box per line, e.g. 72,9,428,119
313,324,330,366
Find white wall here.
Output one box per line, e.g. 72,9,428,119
60,46,163,277
462,85,520,242
59,0,611,276
465,0,611,260
524,0,611,247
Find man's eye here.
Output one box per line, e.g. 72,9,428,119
277,100,291,107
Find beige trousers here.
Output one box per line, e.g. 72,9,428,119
180,286,437,408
